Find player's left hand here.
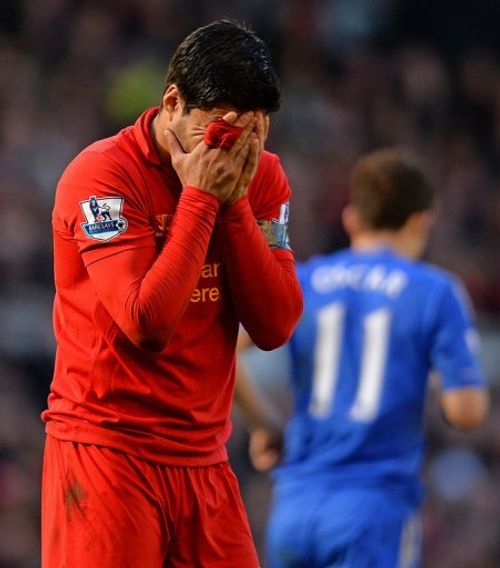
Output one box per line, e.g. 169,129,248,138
226,111,268,206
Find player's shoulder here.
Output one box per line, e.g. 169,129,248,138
54,128,144,223
401,259,472,327
255,149,281,175
250,150,286,189
407,261,476,336
407,259,460,293
59,128,137,186
247,150,290,216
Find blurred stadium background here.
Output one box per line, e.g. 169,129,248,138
0,1,499,566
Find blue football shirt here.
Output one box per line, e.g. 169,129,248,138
276,247,485,503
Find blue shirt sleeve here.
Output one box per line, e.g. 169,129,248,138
428,278,485,390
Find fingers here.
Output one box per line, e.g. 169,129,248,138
166,109,262,202
163,129,185,162
226,134,260,205
222,110,238,124
233,131,258,177
254,112,266,155
216,111,265,155
233,112,266,157
234,134,253,175
230,115,257,154
231,111,256,128
242,133,260,181
263,114,270,141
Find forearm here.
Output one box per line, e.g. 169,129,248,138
219,197,303,350
89,187,220,350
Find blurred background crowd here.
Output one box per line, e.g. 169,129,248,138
0,0,499,566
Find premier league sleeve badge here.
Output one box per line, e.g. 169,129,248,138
80,196,128,241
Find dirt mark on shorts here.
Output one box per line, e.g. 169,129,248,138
65,479,86,521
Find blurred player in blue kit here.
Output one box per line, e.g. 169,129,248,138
236,149,489,568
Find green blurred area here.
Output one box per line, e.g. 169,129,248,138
105,61,165,125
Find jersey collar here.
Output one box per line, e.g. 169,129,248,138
133,106,162,166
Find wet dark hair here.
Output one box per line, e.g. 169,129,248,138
165,19,280,113
351,149,435,230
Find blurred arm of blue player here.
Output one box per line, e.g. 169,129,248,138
235,330,285,471
429,280,490,430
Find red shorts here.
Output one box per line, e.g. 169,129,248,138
42,436,259,567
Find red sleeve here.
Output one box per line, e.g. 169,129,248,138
53,150,220,350
53,150,155,264
87,188,219,350
218,154,303,350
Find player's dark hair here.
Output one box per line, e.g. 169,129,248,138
351,149,435,230
165,20,280,113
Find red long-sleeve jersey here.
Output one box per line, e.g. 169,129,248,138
43,107,303,465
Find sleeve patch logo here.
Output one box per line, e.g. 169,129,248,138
80,196,128,241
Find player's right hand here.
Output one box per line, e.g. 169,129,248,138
249,423,283,472
164,111,257,203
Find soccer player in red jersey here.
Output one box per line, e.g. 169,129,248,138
42,20,303,568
